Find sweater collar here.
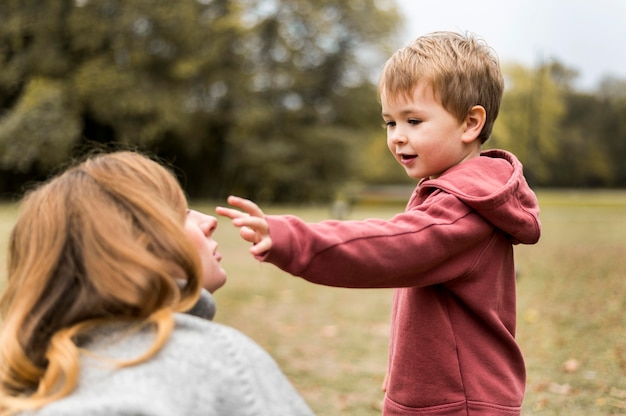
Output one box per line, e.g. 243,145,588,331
186,289,217,321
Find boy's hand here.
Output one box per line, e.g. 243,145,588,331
215,196,272,256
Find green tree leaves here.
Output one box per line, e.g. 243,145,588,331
492,62,565,184
0,0,399,201
491,61,626,188
0,77,80,171
3,1,626,199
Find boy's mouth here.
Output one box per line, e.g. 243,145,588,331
397,153,417,166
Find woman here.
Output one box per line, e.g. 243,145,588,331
0,151,314,415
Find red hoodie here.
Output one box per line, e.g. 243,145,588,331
262,149,541,415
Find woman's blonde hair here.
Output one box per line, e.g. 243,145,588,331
0,151,202,413
378,31,504,143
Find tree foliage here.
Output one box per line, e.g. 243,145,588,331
491,62,565,185
490,61,626,188
2,1,626,199
0,0,399,201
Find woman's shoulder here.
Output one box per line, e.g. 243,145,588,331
170,312,263,356
169,312,287,377
28,315,314,416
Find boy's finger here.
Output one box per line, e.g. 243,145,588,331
215,206,246,220
233,216,269,234
239,226,258,243
226,195,264,217
251,239,271,256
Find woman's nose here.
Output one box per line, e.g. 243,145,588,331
200,215,218,236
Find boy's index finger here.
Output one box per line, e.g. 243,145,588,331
226,195,265,218
215,206,244,220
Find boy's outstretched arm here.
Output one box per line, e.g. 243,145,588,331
215,195,272,256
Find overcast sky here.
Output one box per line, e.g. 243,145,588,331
394,0,626,91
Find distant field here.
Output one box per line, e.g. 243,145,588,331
0,190,625,415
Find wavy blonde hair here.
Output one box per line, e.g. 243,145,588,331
378,31,504,143
0,151,202,413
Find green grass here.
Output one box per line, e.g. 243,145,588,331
1,190,625,415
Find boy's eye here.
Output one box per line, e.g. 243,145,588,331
383,121,396,129
408,118,422,125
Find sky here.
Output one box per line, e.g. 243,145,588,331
394,0,626,91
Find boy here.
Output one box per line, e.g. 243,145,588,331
217,31,541,416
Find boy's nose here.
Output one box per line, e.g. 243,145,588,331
390,129,408,144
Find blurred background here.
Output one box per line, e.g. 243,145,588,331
1,0,626,203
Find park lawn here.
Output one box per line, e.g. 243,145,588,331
0,190,625,415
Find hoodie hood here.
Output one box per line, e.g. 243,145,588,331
420,149,541,244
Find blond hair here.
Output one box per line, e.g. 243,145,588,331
378,31,504,143
0,151,202,413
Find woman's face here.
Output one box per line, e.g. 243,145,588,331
184,210,227,292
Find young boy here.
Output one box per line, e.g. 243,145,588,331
217,31,541,416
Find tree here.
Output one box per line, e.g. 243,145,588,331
491,61,626,188
490,61,566,185
0,0,401,201
217,0,400,201
594,77,626,186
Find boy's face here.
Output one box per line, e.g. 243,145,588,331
381,82,481,180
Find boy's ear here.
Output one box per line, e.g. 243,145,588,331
461,105,486,143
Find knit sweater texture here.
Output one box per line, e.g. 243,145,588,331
22,290,315,416
261,150,541,416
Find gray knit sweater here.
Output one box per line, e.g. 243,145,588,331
24,291,315,415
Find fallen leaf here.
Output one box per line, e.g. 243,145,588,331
523,309,539,323
562,358,580,373
321,325,337,338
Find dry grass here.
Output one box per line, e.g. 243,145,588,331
513,190,626,415
0,190,625,415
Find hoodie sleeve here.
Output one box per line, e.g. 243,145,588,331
263,190,495,289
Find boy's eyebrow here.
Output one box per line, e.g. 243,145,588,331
381,108,422,118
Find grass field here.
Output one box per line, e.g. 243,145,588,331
0,190,625,415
